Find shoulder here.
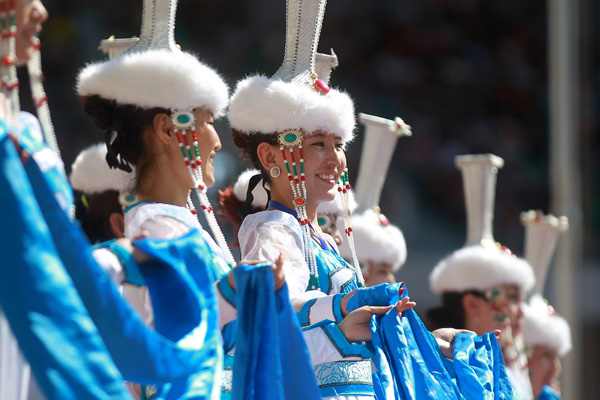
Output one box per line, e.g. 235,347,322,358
240,210,301,236
125,202,200,238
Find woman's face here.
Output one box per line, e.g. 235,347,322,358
365,261,396,287
276,131,346,208
192,108,221,188
528,345,561,398
467,284,524,335
317,213,343,245
15,0,48,65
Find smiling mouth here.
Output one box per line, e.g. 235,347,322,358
317,173,336,182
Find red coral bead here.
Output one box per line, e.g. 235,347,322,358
314,79,330,94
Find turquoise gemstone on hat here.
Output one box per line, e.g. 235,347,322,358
284,133,297,143
177,114,191,124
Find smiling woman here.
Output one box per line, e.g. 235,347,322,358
15,0,48,65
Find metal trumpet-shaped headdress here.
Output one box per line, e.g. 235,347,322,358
430,154,535,294
520,211,571,356
521,210,569,297
228,0,355,143
354,113,412,213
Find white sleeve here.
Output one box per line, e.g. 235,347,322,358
238,212,338,318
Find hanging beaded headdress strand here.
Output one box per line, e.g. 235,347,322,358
1,0,20,112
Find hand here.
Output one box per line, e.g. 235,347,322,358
338,304,394,343
432,328,475,359
119,231,152,264
231,249,288,292
343,282,406,316
339,296,416,343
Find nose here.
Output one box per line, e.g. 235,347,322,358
32,1,49,24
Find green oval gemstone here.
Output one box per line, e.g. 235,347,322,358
317,217,327,227
177,114,191,124
284,133,297,143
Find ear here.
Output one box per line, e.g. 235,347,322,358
109,212,125,239
256,142,279,171
152,112,174,145
462,293,483,318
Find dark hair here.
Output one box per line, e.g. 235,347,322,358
231,128,279,184
82,95,169,190
425,290,486,330
74,190,122,243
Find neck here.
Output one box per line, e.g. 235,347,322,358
137,155,189,207
269,192,319,222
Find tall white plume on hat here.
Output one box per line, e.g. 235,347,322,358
354,113,412,213
429,154,535,294
520,210,571,356
228,0,355,143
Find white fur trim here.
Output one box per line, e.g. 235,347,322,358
70,143,133,194
77,49,229,116
317,189,357,216
233,169,269,209
430,245,535,294
523,295,572,356
337,209,407,271
228,75,355,143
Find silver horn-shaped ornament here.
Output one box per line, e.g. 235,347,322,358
455,154,504,249
354,113,412,212
521,210,569,297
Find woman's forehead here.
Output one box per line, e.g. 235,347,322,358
305,131,342,141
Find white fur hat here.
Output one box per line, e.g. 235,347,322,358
77,49,229,117
228,75,355,143
70,143,133,194
317,188,357,216
338,209,407,272
429,245,535,294
233,168,270,210
523,295,572,356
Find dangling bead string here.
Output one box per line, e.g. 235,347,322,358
27,37,60,157
1,0,20,112
279,129,320,290
338,167,364,286
172,111,236,266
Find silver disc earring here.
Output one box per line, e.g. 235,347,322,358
270,166,281,178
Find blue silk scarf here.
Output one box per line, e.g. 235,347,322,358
0,135,130,399
370,288,514,400
232,263,321,400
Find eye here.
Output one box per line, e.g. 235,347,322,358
335,142,344,149
312,142,325,147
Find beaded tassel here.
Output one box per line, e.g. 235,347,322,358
338,167,365,286
1,0,20,111
279,129,320,290
27,37,60,157
173,118,236,266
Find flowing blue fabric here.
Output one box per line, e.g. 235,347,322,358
537,385,561,400
0,135,130,399
370,285,514,400
23,143,223,389
346,282,402,312
232,263,321,400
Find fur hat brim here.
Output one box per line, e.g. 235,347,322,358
429,245,535,294
77,49,229,117
233,168,270,209
317,189,357,216
228,75,355,143
523,295,572,356
337,209,407,271
70,143,133,194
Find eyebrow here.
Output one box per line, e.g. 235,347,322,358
307,133,342,141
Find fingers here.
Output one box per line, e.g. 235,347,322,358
369,305,394,315
237,260,263,266
133,230,150,241
271,257,286,291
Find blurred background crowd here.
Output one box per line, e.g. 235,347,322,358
21,0,598,398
